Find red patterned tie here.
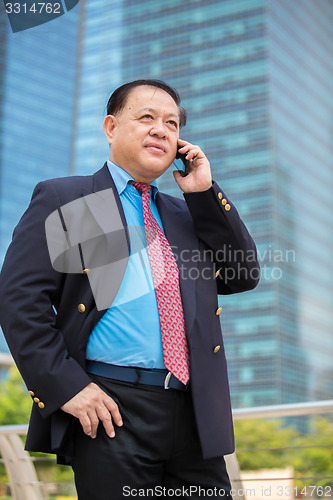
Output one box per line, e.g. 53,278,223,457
131,181,190,385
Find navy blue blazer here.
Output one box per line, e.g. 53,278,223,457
0,163,260,462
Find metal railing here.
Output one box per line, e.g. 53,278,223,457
226,400,333,500
0,424,45,500
1,400,333,500
233,399,333,419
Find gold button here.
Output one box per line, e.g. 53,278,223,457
221,198,227,206
33,397,40,403
82,268,90,275
213,345,221,354
78,303,86,313
28,391,35,397
216,307,222,315
215,268,221,278
218,192,223,199
38,402,45,409
225,204,231,211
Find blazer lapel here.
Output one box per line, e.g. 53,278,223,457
86,164,130,321
92,163,129,240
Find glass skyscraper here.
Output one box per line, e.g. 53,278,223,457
1,0,332,407
0,5,80,263
267,0,333,402
0,5,80,352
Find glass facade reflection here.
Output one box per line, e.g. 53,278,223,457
1,0,332,407
0,7,80,263
268,0,333,402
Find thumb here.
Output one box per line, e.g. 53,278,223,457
173,169,185,184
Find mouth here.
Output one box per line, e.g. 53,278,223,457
145,143,166,154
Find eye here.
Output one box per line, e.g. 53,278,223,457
141,114,153,120
167,120,178,128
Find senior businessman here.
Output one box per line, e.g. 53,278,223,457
0,79,260,499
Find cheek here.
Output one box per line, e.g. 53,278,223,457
118,136,136,155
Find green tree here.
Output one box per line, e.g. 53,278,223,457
0,366,31,485
0,366,75,490
234,416,333,489
0,365,31,425
292,416,333,488
234,418,299,470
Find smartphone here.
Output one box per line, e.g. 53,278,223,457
175,146,190,176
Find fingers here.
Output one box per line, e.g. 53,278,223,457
61,382,123,439
177,139,205,162
79,409,100,438
96,394,123,439
104,395,123,428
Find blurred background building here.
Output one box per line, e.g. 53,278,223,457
0,0,332,407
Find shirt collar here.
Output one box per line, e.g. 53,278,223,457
107,161,159,199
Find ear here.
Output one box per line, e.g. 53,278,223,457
103,115,117,144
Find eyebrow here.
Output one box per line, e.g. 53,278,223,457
138,107,180,121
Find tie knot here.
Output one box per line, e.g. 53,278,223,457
130,181,152,196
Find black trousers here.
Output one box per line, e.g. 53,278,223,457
72,375,232,500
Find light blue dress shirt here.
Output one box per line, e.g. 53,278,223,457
86,161,165,368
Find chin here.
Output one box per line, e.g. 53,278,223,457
143,162,171,177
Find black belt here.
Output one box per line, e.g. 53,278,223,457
86,360,188,391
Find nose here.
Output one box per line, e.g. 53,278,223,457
149,119,167,139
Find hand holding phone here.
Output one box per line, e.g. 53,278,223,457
173,139,212,193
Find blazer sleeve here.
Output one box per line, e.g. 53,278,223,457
184,181,260,294
0,181,92,418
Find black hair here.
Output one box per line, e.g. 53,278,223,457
106,79,186,127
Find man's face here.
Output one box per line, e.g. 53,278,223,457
104,85,180,183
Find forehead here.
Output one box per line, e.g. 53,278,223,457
124,85,179,116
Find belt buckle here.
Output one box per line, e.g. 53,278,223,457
164,371,172,390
